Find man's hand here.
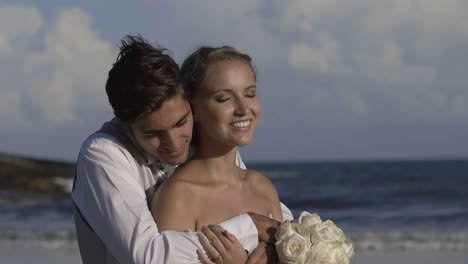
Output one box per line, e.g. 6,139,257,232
197,225,248,264
246,241,279,264
247,212,280,244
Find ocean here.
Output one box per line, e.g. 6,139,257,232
1,159,467,252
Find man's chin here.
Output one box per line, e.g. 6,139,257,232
163,154,189,166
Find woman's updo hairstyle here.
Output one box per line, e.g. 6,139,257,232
180,46,256,98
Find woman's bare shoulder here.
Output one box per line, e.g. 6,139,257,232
246,170,276,190
244,169,283,221
152,164,203,211
245,169,278,195
151,166,201,231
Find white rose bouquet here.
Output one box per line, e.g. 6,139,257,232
275,212,354,264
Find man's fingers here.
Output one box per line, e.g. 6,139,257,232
246,241,267,264
247,212,280,244
197,230,220,260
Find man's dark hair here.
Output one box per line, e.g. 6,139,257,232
105,35,182,123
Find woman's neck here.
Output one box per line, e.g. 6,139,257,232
191,142,244,184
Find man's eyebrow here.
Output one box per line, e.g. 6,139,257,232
173,110,190,127
141,110,190,135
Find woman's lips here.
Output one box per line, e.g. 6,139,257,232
229,120,253,132
230,120,251,128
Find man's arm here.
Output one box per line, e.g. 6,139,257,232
72,140,260,263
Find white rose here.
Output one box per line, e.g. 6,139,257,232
342,243,354,260
299,212,322,226
276,232,311,264
295,212,322,239
311,220,346,244
306,242,332,264
275,220,296,241
306,242,353,264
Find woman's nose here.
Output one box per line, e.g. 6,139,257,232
234,98,249,116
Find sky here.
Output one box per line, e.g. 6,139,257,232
1,0,467,162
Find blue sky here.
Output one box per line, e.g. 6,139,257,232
1,0,467,162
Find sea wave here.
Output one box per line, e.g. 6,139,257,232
260,170,303,179
350,230,468,252
0,230,77,249
1,229,467,252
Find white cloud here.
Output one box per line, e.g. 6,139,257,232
274,0,468,85
154,0,468,120
288,35,347,76
158,0,287,67
0,5,114,132
452,95,466,117
271,0,468,119
0,5,42,56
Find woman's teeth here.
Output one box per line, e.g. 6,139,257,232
231,121,250,128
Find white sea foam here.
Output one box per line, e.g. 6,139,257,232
350,230,468,252
1,229,467,252
53,177,74,193
261,170,302,179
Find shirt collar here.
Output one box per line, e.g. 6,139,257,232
146,153,158,166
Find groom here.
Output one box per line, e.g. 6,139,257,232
72,35,292,264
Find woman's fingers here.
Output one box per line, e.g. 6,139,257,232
197,249,215,264
222,229,243,248
197,229,221,260
207,225,233,252
199,225,248,264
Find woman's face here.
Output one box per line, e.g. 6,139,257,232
191,59,260,148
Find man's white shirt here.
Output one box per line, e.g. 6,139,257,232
72,118,293,264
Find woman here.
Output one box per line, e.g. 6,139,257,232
151,46,283,262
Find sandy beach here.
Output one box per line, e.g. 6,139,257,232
353,250,468,264
1,243,82,264
1,243,467,264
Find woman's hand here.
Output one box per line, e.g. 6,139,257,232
197,225,248,264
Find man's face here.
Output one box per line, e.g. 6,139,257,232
130,93,193,166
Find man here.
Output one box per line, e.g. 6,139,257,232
72,35,292,264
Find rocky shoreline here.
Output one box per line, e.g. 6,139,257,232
0,153,75,197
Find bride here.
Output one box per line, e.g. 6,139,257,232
151,46,283,262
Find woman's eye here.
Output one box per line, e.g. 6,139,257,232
215,97,230,103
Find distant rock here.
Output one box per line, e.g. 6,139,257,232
0,153,75,196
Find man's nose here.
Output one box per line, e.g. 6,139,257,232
160,131,179,151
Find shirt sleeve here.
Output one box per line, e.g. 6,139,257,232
72,139,260,263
